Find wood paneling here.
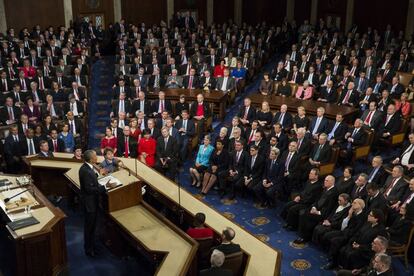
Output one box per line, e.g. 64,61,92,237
317,0,347,30
353,0,408,32
4,0,65,31
174,0,207,24
294,0,311,25
121,0,167,25
213,0,234,24
242,0,287,26
72,0,114,26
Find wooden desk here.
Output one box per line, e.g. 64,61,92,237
147,88,228,120
249,93,358,121
0,175,67,276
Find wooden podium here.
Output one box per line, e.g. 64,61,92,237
0,175,67,276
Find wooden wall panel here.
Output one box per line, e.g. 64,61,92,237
213,0,234,24
353,0,408,32
242,0,287,26
294,0,311,26
174,0,207,24
317,0,347,30
121,0,167,25
72,0,114,26
4,0,65,31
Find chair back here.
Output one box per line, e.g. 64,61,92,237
222,251,243,276
195,238,214,268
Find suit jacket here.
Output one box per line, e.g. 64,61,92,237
299,180,323,205
327,205,352,230
360,109,383,130
309,116,329,135
229,150,248,175
272,112,293,129
213,243,241,255
0,106,22,124
4,135,24,161
337,89,359,106
215,77,236,91
175,119,196,138
263,159,283,185
280,151,300,176
112,99,132,116
296,137,311,157
48,138,65,152
347,127,367,147
380,114,401,136
117,135,138,158
190,102,211,118
182,75,200,89
382,176,408,202
327,121,348,143
310,143,332,163
388,216,413,245
152,99,173,114
312,186,339,218
319,87,337,103
79,163,106,213
237,106,256,123
20,137,40,155
156,136,178,161
199,76,216,89
366,166,386,187
243,155,265,180
131,99,151,116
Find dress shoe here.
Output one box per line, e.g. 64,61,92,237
293,238,305,244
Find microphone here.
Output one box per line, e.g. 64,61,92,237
4,189,30,203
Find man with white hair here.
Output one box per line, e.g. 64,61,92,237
165,69,182,88
200,249,232,276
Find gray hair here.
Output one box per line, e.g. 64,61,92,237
376,253,392,269
84,150,96,162
210,249,225,267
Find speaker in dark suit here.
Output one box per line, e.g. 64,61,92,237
155,129,179,180
79,150,108,256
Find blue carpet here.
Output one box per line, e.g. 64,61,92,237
87,57,115,149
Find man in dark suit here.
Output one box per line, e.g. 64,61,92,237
360,101,383,131
365,182,388,214
199,69,216,89
337,82,359,107
79,150,114,257
340,119,367,162
48,129,65,153
280,141,301,195
233,145,265,198
200,249,232,276
175,110,196,162
20,128,39,156
350,173,369,201
66,111,84,144
366,156,386,186
4,125,24,173
253,148,283,207
294,177,340,244
306,133,332,177
113,79,131,99
155,127,179,180
213,227,241,255
152,91,173,116
0,97,21,125
327,114,348,146
317,80,337,103
219,141,247,197
295,128,311,157
388,76,404,99
182,68,200,89
377,104,401,145
238,97,256,126
382,165,408,204
281,168,323,230
309,107,329,139
271,123,288,153
37,139,54,158
131,91,151,116
272,104,293,130
117,126,138,158
111,92,131,118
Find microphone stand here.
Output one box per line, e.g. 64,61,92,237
4,188,31,203
177,165,184,226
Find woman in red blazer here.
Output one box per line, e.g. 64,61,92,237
100,127,117,155
213,59,227,78
138,129,156,167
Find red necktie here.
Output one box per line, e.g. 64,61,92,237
53,140,58,152
248,130,254,143
188,76,193,89
161,100,164,112
384,178,397,197
342,90,351,104
124,137,129,158
364,111,373,125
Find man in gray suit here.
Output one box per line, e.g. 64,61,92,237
216,68,236,92
200,249,232,276
165,69,183,88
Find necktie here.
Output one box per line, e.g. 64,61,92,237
342,90,351,104
53,140,58,152
160,100,164,112
248,130,255,143
120,100,124,113
124,137,129,157
8,107,14,120
368,167,378,182
236,151,241,163
385,115,391,125
270,160,275,171
384,178,398,197
188,76,193,89
2,79,7,91
183,120,187,131
251,156,255,169
364,111,373,125
39,78,44,90
313,117,321,135
278,113,285,125
402,144,414,159
164,138,168,150
244,107,249,120
328,122,339,140
70,121,75,134
314,145,322,160
285,153,292,171
28,139,34,155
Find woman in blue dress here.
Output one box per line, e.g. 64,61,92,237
189,135,214,188
58,123,75,152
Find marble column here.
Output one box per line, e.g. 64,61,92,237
113,0,122,22
63,0,73,28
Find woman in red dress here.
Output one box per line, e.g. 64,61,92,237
129,118,141,141
100,127,117,155
138,129,156,167
213,59,226,77
186,212,213,239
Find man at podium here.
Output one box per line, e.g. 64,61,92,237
79,150,115,257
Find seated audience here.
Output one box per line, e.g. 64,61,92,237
187,212,214,239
